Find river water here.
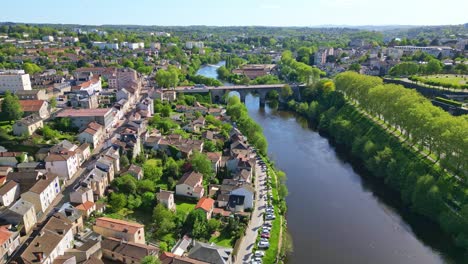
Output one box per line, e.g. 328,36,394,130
196,64,464,264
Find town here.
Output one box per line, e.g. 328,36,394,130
0,19,467,264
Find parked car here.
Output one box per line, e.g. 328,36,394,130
261,233,270,238
266,215,276,220
254,251,265,257
258,241,270,248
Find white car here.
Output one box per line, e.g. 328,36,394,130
258,241,270,248
254,251,265,257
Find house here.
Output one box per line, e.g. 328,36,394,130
12,114,44,136
68,91,99,109
75,201,96,218
233,169,252,183
126,164,143,180
176,171,204,199
0,198,37,234
15,89,48,100
195,197,215,220
187,241,233,264
45,150,79,180
160,252,209,264
93,217,145,244
206,152,222,173
95,156,115,182
0,225,20,264
76,143,91,165
70,186,94,205
156,190,176,211
20,213,74,264
227,195,245,212
63,229,102,263
56,203,84,234
0,181,20,207
56,108,115,129
229,183,254,210
19,100,49,119
81,168,109,200
21,173,60,214
0,157,18,167
101,237,158,264
77,122,105,148
17,161,45,172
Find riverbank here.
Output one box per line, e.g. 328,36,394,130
225,96,289,263
285,80,468,259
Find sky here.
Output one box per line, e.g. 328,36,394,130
2,0,467,27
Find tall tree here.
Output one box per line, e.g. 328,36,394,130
1,91,23,122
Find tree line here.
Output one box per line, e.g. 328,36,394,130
286,74,468,250
335,72,468,177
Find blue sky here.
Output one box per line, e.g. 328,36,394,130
2,0,467,26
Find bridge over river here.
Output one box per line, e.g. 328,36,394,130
163,83,305,106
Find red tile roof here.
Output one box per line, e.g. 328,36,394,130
76,201,95,211
195,197,214,212
0,225,15,245
95,217,143,235
19,100,46,112
57,108,111,117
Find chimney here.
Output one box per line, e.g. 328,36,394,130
33,252,44,262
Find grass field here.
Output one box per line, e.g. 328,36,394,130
176,201,196,216
422,75,467,86
209,230,233,247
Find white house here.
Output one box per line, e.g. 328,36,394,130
0,181,20,207
77,122,105,148
21,174,60,214
176,171,204,199
70,186,94,204
45,151,79,180
230,184,255,209
156,190,176,211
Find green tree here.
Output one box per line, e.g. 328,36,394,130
280,85,293,99
50,96,57,108
191,152,214,177
1,91,23,122
153,203,176,238
349,63,361,72
23,62,42,74
141,255,162,264
425,59,442,74
108,193,127,212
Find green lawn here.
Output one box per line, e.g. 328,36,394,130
422,75,467,86
176,201,196,216
209,230,233,247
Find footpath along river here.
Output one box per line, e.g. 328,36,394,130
197,63,466,263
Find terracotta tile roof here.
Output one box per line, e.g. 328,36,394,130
0,225,15,245
95,217,143,235
101,237,158,259
76,201,95,211
195,197,214,212
44,151,75,162
19,100,46,112
212,208,231,217
78,76,100,89
177,171,203,188
206,152,221,163
57,108,111,117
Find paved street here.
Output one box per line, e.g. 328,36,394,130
236,161,267,264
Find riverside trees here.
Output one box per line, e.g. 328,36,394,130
335,71,467,176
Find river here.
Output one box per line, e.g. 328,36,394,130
196,64,465,264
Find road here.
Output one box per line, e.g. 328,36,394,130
236,161,267,264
